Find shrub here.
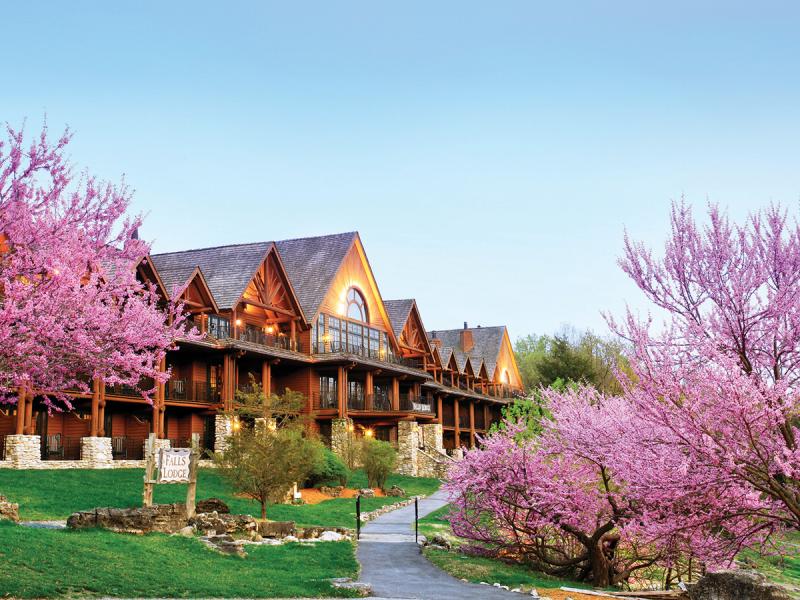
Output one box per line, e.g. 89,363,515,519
307,447,350,488
361,438,396,489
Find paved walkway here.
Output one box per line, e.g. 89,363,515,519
356,490,515,600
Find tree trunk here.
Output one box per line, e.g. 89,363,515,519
261,500,267,520
588,541,612,588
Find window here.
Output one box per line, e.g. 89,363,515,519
346,287,368,322
208,315,230,339
502,370,510,385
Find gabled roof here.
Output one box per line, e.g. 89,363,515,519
275,232,357,320
151,242,273,310
155,263,198,298
384,299,415,338
439,346,456,371
427,326,507,379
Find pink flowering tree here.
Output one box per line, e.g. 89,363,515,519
0,122,192,410
614,202,800,536
446,388,675,588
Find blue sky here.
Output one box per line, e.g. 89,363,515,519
4,1,798,338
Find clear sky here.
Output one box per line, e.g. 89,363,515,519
4,1,798,339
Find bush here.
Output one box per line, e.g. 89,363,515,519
361,438,397,489
306,447,350,488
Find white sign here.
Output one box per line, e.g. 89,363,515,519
158,448,191,483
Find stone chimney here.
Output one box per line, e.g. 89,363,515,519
430,331,442,349
460,322,474,353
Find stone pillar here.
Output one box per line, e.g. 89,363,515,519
4,435,41,468
214,414,233,454
396,421,419,476
420,423,443,453
80,437,113,468
331,417,356,468
451,448,464,460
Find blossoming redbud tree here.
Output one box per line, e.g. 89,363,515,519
0,122,192,410
616,202,800,535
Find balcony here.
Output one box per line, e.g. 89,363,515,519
399,393,434,413
458,410,470,429
205,318,303,353
313,341,420,369
106,378,156,399
347,389,366,411
166,379,221,404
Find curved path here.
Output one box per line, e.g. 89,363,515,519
356,490,514,600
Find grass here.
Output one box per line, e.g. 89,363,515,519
739,531,800,591
0,520,359,598
0,468,440,527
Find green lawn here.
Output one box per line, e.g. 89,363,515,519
0,520,359,598
739,532,800,591
0,468,440,526
418,505,591,592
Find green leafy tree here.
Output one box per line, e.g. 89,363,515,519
361,438,397,489
307,447,350,488
213,386,323,519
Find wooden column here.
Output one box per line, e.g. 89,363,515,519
337,366,347,418
469,401,476,448
484,404,491,430
90,378,100,437
15,387,26,435
98,380,107,437
365,371,374,411
391,377,400,411
290,319,297,350
436,394,443,423
222,354,233,412
454,398,460,447
157,358,166,439
24,391,33,435
261,361,272,396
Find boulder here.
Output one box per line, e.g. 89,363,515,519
319,530,344,542
177,525,195,537
359,488,375,498
67,504,188,534
689,570,792,600
431,534,452,549
257,520,296,538
297,526,351,539
190,511,257,535
385,485,405,497
0,495,19,522
196,498,230,514
319,485,344,497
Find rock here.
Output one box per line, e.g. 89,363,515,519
284,535,299,542
359,488,375,498
480,582,489,586
258,520,296,538
177,525,195,537
331,578,371,597
67,504,188,534
530,591,540,598
689,570,792,600
494,583,502,587
297,525,351,539
190,511,257,535
431,534,452,549
196,498,230,514
0,496,19,522
385,485,406,497
512,589,522,593
319,530,344,541
319,485,345,497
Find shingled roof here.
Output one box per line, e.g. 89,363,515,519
427,326,507,378
275,232,357,320
151,242,273,309
384,299,415,338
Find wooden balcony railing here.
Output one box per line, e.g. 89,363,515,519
166,380,221,404
312,390,337,410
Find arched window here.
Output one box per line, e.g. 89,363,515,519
346,287,368,322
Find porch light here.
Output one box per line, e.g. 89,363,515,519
347,424,355,432
232,416,241,432
235,319,242,326
265,325,275,334
364,428,374,438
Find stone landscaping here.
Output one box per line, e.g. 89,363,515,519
0,494,19,522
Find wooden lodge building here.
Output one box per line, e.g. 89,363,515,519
0,232,524,473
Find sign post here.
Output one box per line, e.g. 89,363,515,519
142,433,200,517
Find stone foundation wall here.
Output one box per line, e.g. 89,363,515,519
4,435,41,468
81,437,113,468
